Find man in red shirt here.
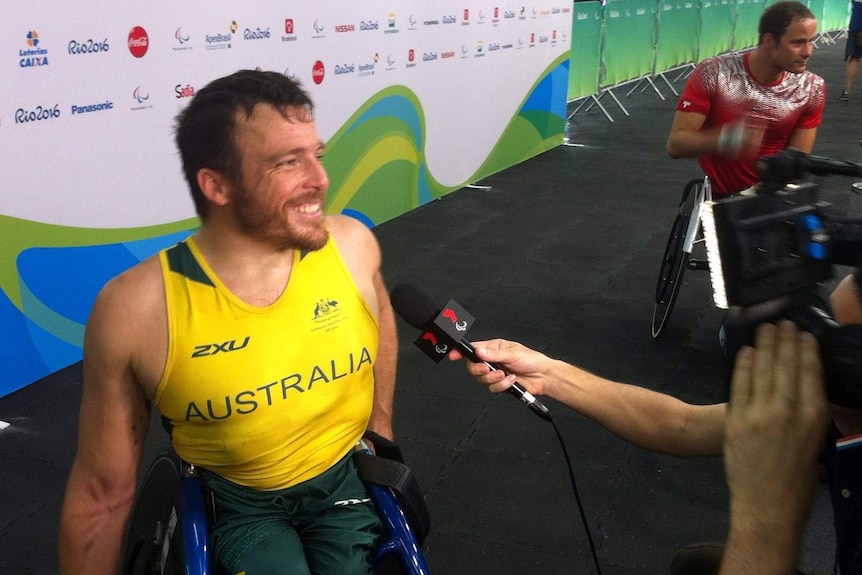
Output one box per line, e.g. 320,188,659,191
666,1,826,197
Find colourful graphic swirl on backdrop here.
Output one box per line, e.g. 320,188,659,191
0,55,568,397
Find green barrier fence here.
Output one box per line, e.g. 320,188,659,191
655,0,701,72
734,0,766,49
601,0,659,87
569,1,604,99
808,0,828,27
567,0,850,103
698,0,737,58
822,0,850,33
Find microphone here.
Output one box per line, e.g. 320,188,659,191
390,283,553,422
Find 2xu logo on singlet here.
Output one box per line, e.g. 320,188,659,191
191,336,250,358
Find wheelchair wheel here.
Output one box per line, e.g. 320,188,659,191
122,451,187,575
651,179,701,339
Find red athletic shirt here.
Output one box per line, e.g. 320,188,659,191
676,52,825,196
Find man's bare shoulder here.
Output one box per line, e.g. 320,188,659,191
326,213,373,239
94,254,164,318
325,214,383,285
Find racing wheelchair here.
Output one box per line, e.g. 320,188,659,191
651,176,713,338
121,433,431,575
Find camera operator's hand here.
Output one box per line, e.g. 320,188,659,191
719,321,830,575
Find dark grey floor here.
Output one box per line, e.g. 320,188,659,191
2,39,861,575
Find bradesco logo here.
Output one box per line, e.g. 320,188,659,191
128,26,149,57
312,60,325,85
283,19,297,42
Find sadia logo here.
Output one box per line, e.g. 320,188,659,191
128,26,149,57
175,84,195,98
312,60,325,84
20,31,49,68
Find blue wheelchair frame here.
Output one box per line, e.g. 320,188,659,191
125,447,430,575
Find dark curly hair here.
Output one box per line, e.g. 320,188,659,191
174,70,314,219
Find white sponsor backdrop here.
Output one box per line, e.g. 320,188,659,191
1,2,572,228
0,1,571,396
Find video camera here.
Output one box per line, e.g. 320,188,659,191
701,148,862,407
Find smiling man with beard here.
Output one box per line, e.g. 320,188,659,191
58,70,398,575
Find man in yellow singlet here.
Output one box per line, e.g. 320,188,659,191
58,70,398,575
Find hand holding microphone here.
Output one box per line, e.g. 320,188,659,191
390,283,553,422
447,339,554,398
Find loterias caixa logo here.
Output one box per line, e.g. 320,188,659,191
20,30,49,68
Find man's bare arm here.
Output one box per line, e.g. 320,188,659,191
59,273,154,575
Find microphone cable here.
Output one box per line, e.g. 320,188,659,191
545,414,604,575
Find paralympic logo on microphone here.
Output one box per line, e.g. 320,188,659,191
441,308,468,332
411,300,476,362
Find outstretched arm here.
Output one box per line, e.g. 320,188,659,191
451,340,725,457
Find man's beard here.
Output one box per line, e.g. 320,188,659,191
234,183,329,252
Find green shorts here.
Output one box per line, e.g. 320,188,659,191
201,454,382,575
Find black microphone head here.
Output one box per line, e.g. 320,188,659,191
390,283,440,329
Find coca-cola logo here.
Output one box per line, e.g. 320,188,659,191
128,26,149,58
312,60,325,84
